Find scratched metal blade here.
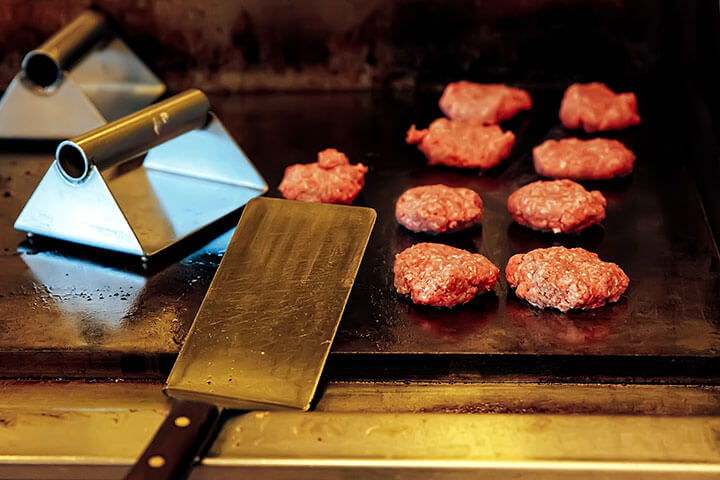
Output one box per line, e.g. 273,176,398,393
165,197,376,411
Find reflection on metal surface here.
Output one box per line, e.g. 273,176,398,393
313,382,720,415
0,144,237,372
3,380,720,478
405,294,497,345
505,296,625,346
166,198,376,411
0,10,165,139
208,411,720,464
21,250,146,332
3,406,720,478
14,92,268,257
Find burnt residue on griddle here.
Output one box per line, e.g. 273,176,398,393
0,414,17,428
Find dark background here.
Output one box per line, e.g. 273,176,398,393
1,0,718,233
0,0,713,93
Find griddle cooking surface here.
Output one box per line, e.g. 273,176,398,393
0,91,718,379
333,92,720,357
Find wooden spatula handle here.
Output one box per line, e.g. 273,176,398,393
125,399,220,480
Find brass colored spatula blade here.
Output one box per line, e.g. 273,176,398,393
165,197,375,411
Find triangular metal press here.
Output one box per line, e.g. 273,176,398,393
14,161,144,256
143,114,267,190
15,115,268,257
0,75,106,140
69,37,165,121
0,37,164,140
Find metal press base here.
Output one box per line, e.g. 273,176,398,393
0,10,165,140
14,91,268,258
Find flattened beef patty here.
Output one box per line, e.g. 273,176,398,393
439,82,532,124
533,138,635,180
506,246,628,311
407,119,515,170
396,185,483,234
394,243,499,307
508,179,606,234
560,82,641,133
278,148,368,204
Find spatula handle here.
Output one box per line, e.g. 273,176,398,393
125,399,220,480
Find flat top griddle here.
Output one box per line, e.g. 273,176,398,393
0,91,718,381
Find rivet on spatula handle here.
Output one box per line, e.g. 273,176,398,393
125,400,220,480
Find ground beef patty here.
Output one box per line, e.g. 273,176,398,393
396,185,483,234
394,243,499,307
439,82,532,124
278,148,368,204
506,247,629,311
407,119,515,170
533,138,635,180
559,82,641,133
508,179,606,234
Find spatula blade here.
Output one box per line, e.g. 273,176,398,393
165,197,375,410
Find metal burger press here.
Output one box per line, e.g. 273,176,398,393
0,9,165,139
14,89,268,258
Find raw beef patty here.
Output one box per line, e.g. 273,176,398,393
396,185,483,234
394,243,499,307
439,81,532,124
508,179,606,234
533,138,635,180
407,119,515,170
559,82,641,133
278,148,368,204
506,246,629,311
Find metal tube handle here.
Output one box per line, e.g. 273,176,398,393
21,10,109,88
56,89,211,183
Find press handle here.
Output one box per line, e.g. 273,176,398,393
22,10,109,88
124,399,220,480
56,89,211,182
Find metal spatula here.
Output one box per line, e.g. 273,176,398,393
125,197,376,479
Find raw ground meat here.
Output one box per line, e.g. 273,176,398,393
396,185,483,234
406,119,515,170
278,148,368,204
439,82,532,124
507,179,606,234
559,82,641,133
533,138,635,180
506,246,629,311
394,243,499,307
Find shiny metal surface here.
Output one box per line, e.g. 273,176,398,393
65,37,165,121
2,380,720,479
0,149,234,374
57,89,210,179
21,10,108,88
5,380,720,417
208,412,720,465
0,72,108,140
14,98,267,256
0,11,165,139
166,198,376,410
